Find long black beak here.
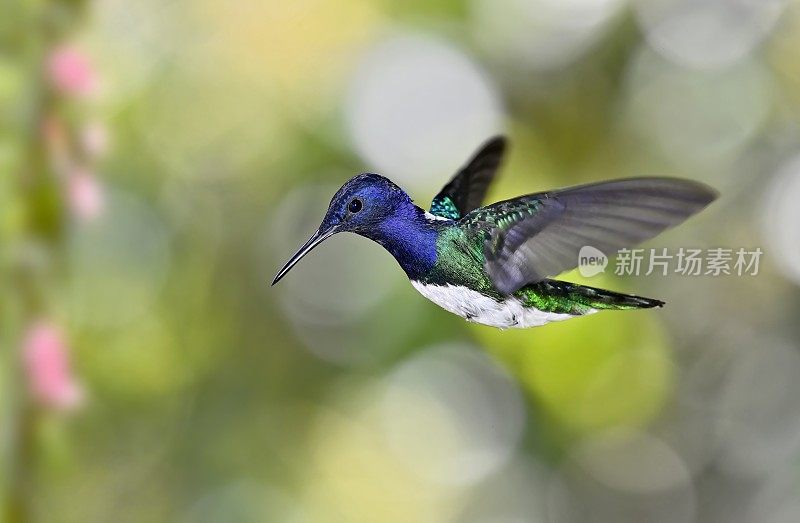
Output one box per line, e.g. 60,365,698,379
271,226,336,286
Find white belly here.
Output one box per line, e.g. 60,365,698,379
410,282,589,329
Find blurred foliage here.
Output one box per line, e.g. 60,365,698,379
2,0,800,522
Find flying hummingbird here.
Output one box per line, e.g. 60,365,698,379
272,137,717,329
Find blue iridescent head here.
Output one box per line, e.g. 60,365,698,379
318,173,413,236
272,173,440,285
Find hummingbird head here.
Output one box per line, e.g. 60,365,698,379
319,173,413,236
272,173,423,285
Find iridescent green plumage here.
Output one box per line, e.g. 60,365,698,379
429,196,461,221
418,226,662,316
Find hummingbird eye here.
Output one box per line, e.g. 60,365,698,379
348,198,363,214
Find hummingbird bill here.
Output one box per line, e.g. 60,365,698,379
272,136,717,329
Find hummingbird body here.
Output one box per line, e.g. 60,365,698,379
273,137,716,329
405,215,659,328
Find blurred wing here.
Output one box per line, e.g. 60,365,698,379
474,177,718,295
429,136,507,220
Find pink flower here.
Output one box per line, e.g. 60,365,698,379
68,169,105,222
46,45,98,98
23,321,84,411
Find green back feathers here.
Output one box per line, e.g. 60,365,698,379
429,196,461,220
462,198,544,229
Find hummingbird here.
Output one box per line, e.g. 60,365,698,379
272,137,717,329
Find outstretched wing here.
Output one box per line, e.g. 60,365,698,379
429,136,507,220
465,177,717,295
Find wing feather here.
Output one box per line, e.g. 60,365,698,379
429,136,507,220
467,177,717,295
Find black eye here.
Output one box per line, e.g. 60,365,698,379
348,198,363,213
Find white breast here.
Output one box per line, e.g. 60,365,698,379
410,281,588,329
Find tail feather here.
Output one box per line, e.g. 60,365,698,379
517,279,664,315
570,283,664,310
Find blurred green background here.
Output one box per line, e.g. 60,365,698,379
3,0,800,522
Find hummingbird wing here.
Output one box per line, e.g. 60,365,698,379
429,136,507,220
466,177,717,295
